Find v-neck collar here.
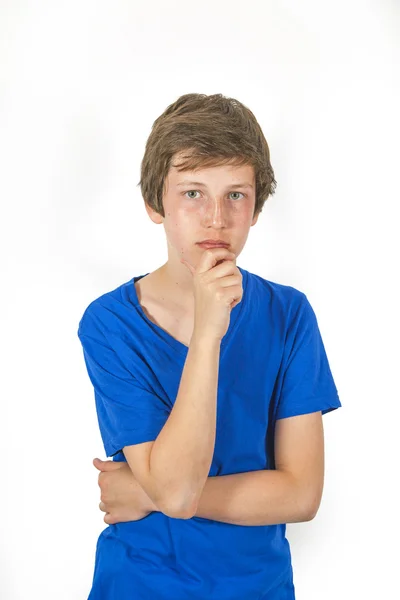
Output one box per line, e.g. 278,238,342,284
128,266,248,358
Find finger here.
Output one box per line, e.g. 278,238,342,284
197,248,236,275
104,513,115,525
93,458,104,471
93,458,124,471
180,257,195,274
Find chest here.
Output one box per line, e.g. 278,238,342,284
135,281,194,348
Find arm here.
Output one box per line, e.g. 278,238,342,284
150,411,324,526
98,410,324,525
193,470,308,526
124,333,221,518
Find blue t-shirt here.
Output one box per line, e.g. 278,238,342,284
77,265,341,599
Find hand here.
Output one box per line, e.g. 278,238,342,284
181,247,243,341
93,458,159,525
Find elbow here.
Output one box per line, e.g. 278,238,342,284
147,474,197,519
158,494,198,520
161,502,197,520
303,505,318,521
300,478,324,522
303,494,322,521
170,505,197,520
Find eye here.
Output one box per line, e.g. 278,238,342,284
229,191,245,200
183,190,245,200
184,190,201,199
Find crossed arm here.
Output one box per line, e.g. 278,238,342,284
100,410,324,527
170,410,324,526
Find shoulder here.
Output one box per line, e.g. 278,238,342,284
77,277,136,338
244,267,307,317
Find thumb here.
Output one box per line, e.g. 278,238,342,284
93,457,123,471
180,256,195,275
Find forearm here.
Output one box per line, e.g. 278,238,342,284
191,470,311,526
150,333,220,516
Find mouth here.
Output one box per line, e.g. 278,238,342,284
197,240,230,248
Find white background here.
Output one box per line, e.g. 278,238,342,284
1,1,399,598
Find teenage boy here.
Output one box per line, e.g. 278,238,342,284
77,92,342,599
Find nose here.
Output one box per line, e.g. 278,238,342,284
204,197,228,227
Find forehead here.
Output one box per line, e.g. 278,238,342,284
168,153,255,183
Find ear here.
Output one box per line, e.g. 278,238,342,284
144,201,164,224
251,210,261,226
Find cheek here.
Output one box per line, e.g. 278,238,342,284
232,210,253,228
168,207,194,230
164,212,192,244
243,205,257,224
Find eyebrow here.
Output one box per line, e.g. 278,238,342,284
176,180,254,189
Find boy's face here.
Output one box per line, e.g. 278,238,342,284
145,152,260,277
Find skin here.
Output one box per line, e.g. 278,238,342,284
142,151,260,315
95,152,262,523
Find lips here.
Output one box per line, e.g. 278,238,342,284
197,240,229,248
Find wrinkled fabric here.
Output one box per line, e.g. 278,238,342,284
77,266,341,599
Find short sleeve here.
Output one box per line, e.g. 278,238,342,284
276,294,342,420
77,312,170,458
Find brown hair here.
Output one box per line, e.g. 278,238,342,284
137,93,277,219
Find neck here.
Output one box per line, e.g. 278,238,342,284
156,262,195,310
